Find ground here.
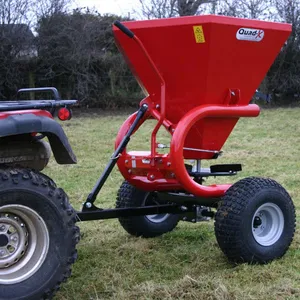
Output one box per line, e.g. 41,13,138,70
44,108,300,300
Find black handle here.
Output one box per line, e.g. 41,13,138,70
17,87,61,100
114,20,134,38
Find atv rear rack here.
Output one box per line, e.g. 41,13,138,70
0,87,77,112
0,100,77,112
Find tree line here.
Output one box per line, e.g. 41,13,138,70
0,0,299,107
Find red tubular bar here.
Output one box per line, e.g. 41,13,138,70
170,104,260,197
150,83,165,158
132,36,166,159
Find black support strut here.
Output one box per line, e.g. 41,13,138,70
77,204,195,221
82,104,148,210
76,204,214,222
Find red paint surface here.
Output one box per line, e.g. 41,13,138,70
0,109,52,119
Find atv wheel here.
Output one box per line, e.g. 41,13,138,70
116,181,180,238
215,177,295,264
0,168,80,300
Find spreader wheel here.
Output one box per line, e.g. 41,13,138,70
116,181,180,238
215,177,295,264
0,168,80,300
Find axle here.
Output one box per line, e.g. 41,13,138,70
76,203,214,222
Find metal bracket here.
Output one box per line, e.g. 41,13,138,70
82,104,148,211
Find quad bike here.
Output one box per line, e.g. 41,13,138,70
0,16,296,299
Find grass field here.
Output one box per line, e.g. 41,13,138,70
45,108,300,300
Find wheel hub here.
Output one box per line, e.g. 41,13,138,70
0,214,28,268
253,216,262,227
0,234,9,247
0,205,49,284
252,203,284,246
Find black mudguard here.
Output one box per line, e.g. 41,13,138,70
0,114,77,164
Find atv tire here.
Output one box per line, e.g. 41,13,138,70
0,168,80,300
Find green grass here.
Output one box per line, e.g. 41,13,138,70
45,108,300,300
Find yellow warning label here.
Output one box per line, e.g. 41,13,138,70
193,25,205,43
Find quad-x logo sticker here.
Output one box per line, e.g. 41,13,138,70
236,28,264,42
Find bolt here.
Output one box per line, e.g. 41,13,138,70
149,174,155,180
171,128,175,133
171,173,175,178
183,217,188,221
157,143,165,149
20,223,24,228
156,104,160,109
14,217,19,221
181,206,188,211
125,160,128,164
11,236,18,242
128,169,132,174
85,202,92,209
0,225,5,231
192,219,196,223
142,104,148,109
167,162,171,167
0,250,5,257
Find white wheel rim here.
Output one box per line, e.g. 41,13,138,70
252,203,284,246
145,213,170,223
143,193,170,223
0,205,49,284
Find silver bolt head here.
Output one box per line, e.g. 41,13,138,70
11,236,18,242
0,250,5,257
85,202,92,209
0,225,5,231
149,175,155,180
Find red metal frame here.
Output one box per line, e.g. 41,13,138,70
0,110,53,120
113,15,291,197
115,103,259,196
131,35,167,160
170,104,260,197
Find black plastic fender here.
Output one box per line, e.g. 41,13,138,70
0,114,77,164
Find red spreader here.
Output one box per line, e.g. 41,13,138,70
113,15,291,197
